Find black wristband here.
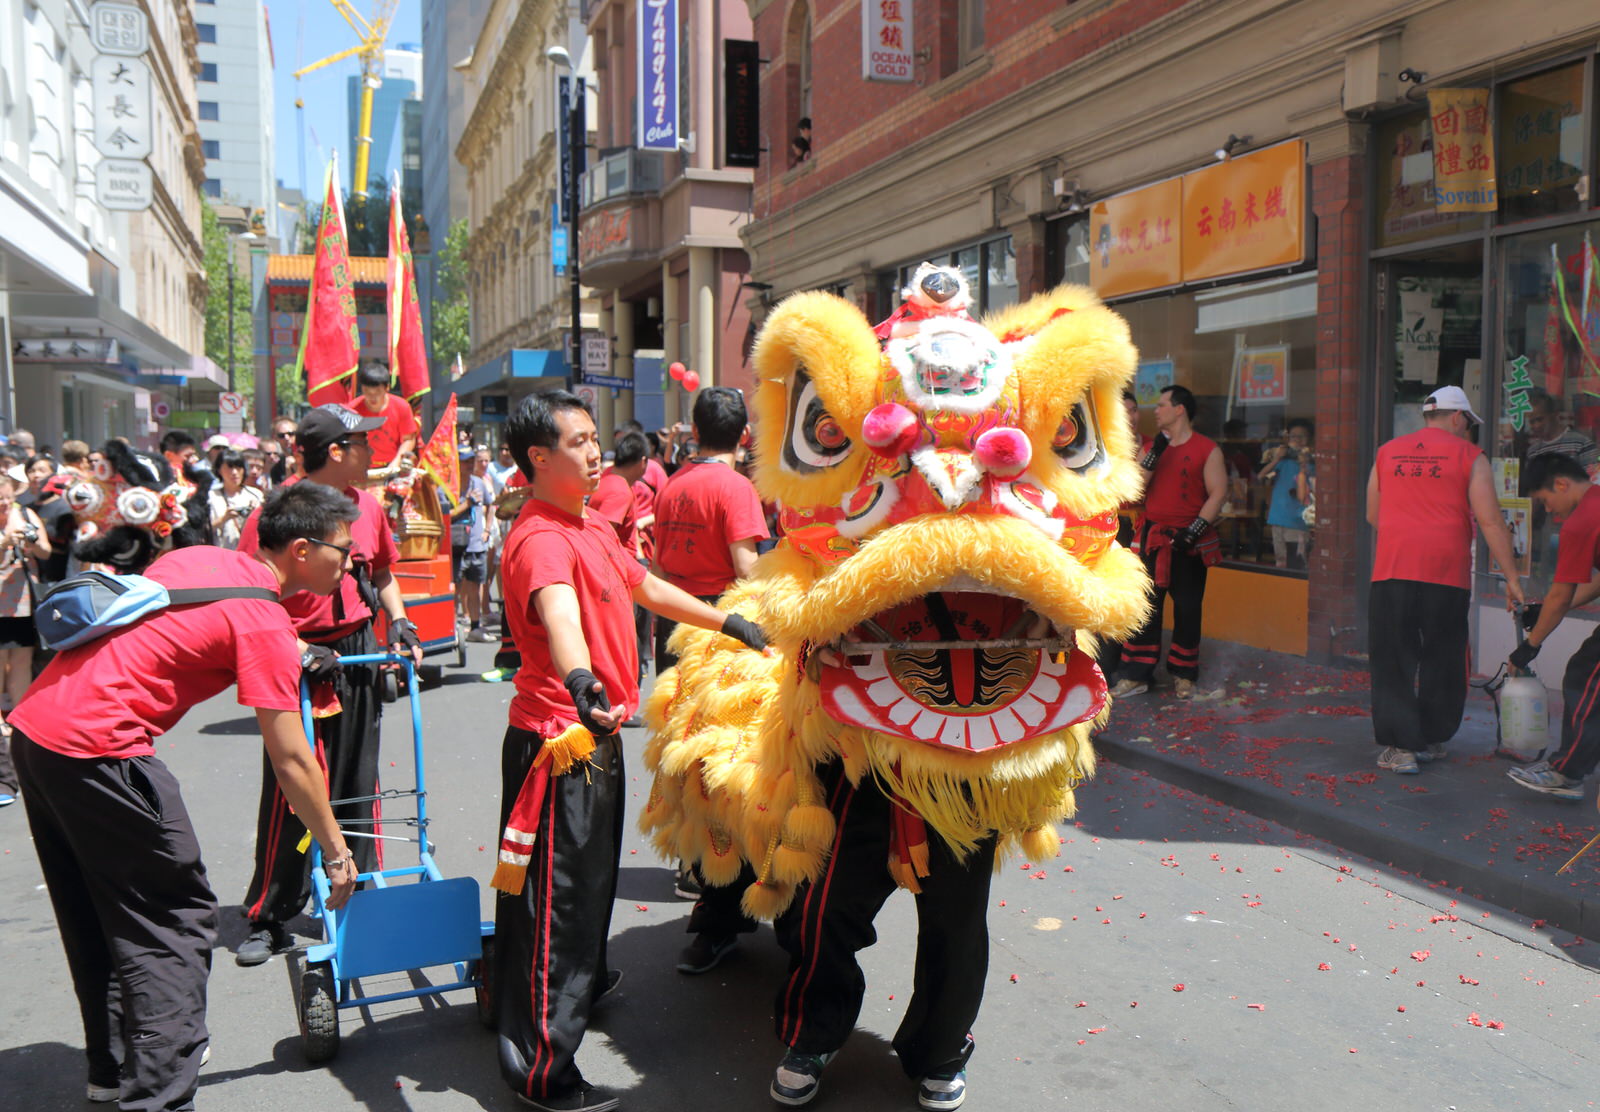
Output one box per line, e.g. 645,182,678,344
1140,433,1170,471
1183,517,1212,543
721,613,769,652
1519,603,1542,632
301,644,341,679
1509,639,1540,670
390,617,421,652
563,667,614,734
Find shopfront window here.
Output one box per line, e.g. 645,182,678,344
1116,272,1320,573
1373,111,1486,249
886,234,1017,316
1493,219,1600,592
1497,61,1587,223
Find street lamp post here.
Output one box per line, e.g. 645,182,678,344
226,255,235,393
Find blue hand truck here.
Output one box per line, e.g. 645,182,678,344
295,652,496,1062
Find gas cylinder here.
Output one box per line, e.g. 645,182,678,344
1498,674,1550,760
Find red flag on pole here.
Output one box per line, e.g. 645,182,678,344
419,392,460,494
387,177,431,404
298,156,360,407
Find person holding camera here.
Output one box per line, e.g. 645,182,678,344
0,472,48,808
1258,419,1315,569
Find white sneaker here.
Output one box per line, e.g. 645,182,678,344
1174,678,1196,700
1110,678,1149,698
1377,746,1420,775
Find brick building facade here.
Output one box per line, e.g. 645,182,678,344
738,0,1600,673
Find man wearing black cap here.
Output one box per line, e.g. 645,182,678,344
233,404,425,965
1366,385,1524,776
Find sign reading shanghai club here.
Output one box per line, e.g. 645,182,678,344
637,0,679,151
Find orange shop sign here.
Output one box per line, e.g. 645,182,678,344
1088,177,1182,299
1181,140,1305,284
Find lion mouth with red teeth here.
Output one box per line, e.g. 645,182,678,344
819,588,1107,752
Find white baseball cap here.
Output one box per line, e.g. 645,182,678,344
206,434,231,449
1422,385,1482,425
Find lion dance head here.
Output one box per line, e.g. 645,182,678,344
641,266,1150,918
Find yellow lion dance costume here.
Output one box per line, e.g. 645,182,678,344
642,264,1151,919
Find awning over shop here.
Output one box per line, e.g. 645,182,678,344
9,290,193,370
453,348,571,397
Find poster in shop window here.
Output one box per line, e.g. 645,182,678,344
1235,345,1288,406
1133,359,1174,407
1498,496,1532,578
1426,89,1497,213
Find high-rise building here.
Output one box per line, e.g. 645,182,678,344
195,0,277,246
421,0,488,244
347,45,421,195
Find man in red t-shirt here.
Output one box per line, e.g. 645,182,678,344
1367,386,1524,775
588,431,648,557
1112,384,1226,700
1508,454,1600,799
11,483,361,1110
343,360,419,467
233,405,425,965
490,390,767,1112
652,387,771,673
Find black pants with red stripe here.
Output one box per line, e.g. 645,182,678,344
242,624,382,928
1550,625,1600,780
773,761,991,1080
15,733,215,1112
493,726,624,1102
1367,579,1470,753
1119,528,1208,683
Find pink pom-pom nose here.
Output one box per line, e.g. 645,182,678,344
974,427,1032,478
862,402,921,457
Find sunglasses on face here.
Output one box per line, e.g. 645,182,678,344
306,536,353,558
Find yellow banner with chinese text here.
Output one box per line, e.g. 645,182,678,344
1181,141,1305,284
1426,88,1497,213
1088,178,1183,300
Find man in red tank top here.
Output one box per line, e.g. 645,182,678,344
1367,386,1524,775
1112,384,1227,700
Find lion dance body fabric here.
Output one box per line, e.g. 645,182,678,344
641,266,1152,919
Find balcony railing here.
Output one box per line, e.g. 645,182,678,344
581,148,671,209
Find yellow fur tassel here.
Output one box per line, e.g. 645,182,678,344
769,843,821,885
741,879,793,921
489,861,526,893
1021,824,1062,862
781,805,836,854
536,721,596,776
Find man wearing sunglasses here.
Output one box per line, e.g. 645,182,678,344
230,405,425,967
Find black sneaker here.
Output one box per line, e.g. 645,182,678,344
235,923,284,967
917,1070,967,1110
677,933,738,975
513,1082,620,1112
770,1050,836,1106
673,861,702,900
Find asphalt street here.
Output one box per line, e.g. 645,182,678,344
2,641,1597,1112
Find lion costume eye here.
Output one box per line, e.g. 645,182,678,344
1052,400,1105,474
783,367,853,472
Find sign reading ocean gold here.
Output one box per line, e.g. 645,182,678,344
1426,88,1497,212
1088,178,1182,300
1181,141,1305,284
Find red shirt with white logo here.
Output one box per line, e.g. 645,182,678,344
344,392,419,466
654,459,769,597
236,477,398,642
1554,486,1600,584
1143,432,1217,527
588,471,640,557
501,496,647,734
11,547,299,759
1372,427,1481,589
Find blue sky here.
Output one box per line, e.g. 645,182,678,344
266,0,421,198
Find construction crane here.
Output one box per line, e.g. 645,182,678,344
293,0,399,204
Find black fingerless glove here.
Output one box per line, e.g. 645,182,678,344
1509,639,1540,670
722,613,769,652
1140,433,1170,470
1519,604,1542,632
563,667,614,735
1172,516,1211,555
389,617,422,654
300,644,341,679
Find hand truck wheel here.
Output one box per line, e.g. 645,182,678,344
298,960,341,1062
